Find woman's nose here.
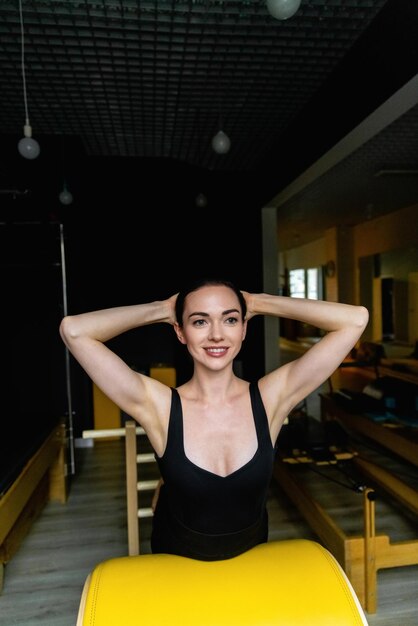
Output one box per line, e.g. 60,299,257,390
208,322,223,341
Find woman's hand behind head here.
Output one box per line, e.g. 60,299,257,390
241,291,257,321
166,293,179,326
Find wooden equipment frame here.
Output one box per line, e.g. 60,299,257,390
320,392,418,467
273,454,418,613
125,420,160,556
0,421,68,593
83,421,159,557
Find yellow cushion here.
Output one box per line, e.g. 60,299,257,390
78,539,368,626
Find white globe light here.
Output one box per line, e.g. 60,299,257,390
211,130,231,155
195,193,208,208
18,136,40,159
59,188,73,205
266,0,301,20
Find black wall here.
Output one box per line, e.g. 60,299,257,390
2,152,266,436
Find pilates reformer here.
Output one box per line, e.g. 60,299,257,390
76,538,369,626
273,414,418,613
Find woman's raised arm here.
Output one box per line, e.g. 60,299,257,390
243,292,369,435
59,296,177,448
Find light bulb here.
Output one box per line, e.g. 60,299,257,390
211,130,231,155
195,193,208,208
59,188,73,205
18,124,40,159
266,0,301,20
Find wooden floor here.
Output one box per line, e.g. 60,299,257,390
1,346,417,625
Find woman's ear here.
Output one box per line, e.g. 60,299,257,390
174,322,187,344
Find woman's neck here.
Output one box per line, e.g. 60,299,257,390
181,367,246,403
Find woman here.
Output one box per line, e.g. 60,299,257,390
59,278,368,560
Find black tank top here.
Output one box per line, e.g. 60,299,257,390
151,381,276,560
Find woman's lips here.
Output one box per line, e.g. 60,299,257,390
204,347,228,357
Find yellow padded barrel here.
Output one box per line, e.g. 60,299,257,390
77,539,368,626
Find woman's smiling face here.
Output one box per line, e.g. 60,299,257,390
175,285,247,369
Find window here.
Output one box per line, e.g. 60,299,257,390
289,267,321,299
289,269,306,298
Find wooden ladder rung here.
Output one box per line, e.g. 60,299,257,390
83,426,146,439
137,453,156,464
137,479,160,491
138,507,154,519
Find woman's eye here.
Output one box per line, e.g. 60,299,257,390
193,319,207,327
225,317,238,325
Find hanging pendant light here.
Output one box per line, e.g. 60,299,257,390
266,0,301,20
18,124,40,159
195,192,208,208
211,130,231,155
17,0,40,159
59,137,74,205
212,89,231,155
59,183,73,206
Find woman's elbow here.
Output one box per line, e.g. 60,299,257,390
59,315,78,344
355,306,369,331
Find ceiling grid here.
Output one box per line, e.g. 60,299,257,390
0,0,417,249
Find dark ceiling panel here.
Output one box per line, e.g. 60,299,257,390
0,0,417,250
0,0,388,167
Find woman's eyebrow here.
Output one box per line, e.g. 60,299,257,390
188,309,239,319
188,311,209,319
188,308,239,319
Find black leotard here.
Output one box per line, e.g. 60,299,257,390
151,381,276,560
